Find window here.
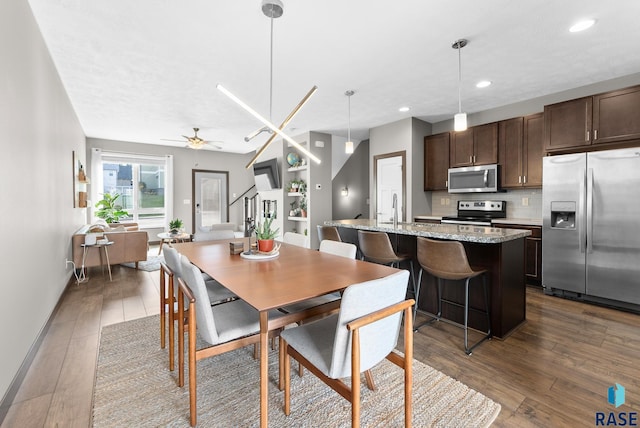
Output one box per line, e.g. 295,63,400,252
91,149,173,228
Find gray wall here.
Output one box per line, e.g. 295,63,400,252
86,138,256,237
332,140,369,221
0,0,87,403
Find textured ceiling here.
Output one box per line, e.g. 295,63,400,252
27,0,640,153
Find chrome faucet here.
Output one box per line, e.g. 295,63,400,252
392,193,398,228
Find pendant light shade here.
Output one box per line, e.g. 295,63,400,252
345,90,355,154
453,39,468,132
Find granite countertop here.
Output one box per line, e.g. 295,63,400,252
325,219,531,244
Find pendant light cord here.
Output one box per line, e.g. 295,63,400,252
457,41,462,114
347,93,351,142
269,15,274,122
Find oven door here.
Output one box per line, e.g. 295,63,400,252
448,164,498,193
441,217,493,226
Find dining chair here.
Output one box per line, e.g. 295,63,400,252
159,246,236,370
192,229,235,242
283,231,309,248
177,256,286,426
357,230,417,317
317,225,342,242
280,270,414,428
413,237,491,355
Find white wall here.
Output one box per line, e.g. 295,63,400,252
0,0,87,402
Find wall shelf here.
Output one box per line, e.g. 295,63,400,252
288,216,308,222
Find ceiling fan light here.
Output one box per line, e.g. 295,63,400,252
345,141,354,154
454,113,468,131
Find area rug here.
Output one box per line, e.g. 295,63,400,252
93,316,500,427
120,255,164,272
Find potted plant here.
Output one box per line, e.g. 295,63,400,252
95,193,129,224
169,218,184,235
255,217,279,253
300,197,308,218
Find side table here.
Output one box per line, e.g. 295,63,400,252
79,240,114,283
157,232,192,255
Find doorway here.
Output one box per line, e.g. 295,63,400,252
374,151,406,222
192,170,229,233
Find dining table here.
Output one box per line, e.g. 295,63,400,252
173,238,401,427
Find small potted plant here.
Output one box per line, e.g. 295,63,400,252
300,197,308,218
169,218,183,235
255,217,279,253
95,193,129,224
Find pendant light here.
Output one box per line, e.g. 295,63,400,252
345,90,355,154
453,39,468,132
217,0,320,168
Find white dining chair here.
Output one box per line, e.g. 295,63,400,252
176,256,286,426
319,239,357,259
283,231,309,248
280,270,414,427
192,229,235,242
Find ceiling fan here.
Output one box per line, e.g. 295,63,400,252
161,128,223,150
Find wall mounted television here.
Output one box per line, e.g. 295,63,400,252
253,158,282,191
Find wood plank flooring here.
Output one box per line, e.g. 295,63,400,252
2,250,638,427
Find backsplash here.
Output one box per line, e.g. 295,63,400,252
430,188,542,219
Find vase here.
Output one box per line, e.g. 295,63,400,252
257,239,274,253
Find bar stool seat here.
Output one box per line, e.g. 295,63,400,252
357,230,416,317
414,237,491,355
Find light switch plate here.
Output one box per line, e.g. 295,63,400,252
183,199,190,204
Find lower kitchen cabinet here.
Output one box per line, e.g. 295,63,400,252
494,223,542,286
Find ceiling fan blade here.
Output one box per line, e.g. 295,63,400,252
161,138,187,142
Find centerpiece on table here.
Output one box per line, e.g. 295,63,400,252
255,217,279,253
168,218,184,235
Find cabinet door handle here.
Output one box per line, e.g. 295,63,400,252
473,155,476,163
523,175,527,184
445,180,448,188
594,129,598,140
469,155,473,163
586,130,590,142
518,176,522,184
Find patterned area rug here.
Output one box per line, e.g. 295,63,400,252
93,316,500,427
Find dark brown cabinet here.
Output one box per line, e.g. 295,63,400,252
494,223,542,286
424,132,450,191
450,122,498,167
499,114,543,188
544,84,640,152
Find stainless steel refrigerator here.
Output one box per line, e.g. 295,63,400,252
542,147,640,309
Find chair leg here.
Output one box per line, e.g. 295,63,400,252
464,277,471,354
463,274,492,355
414,273,442,332
283,338,291,416
364,370,376,391
168,278,175,371
160,273,166,350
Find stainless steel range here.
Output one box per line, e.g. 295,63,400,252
441,200,506,226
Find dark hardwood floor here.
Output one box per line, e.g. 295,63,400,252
2,250,638,427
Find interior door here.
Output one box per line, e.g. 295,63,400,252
374,152,405,223
192,170,228,233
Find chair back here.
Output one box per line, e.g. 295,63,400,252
193,229,235,242
163,246,182,278
319,240,357,259
328,270,409,379
357,230,398,263
179,256,220,344
283,232,308,248
416,237,474,280
317,225,341,242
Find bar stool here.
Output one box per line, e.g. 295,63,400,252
317,225,342,242
357,230,416,317
414,237,491,355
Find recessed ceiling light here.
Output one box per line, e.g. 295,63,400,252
476,80,492,88
398,106,410,112
569,19,596,33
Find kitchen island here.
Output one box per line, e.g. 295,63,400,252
325,219,531,339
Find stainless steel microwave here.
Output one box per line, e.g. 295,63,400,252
447,164,499,193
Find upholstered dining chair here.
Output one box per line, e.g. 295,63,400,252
413,237,491,355
317,225,342,242
283,231,309,248
176,256,286,426
159,246,236,370
357,230,417,318
280,270,414,428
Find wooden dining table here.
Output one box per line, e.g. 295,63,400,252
173,238,400,427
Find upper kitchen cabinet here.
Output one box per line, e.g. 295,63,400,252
499,114,543,188
450,122,498,167
544,84,640,152
424,132,450,191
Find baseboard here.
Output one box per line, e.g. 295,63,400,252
0,273,75,425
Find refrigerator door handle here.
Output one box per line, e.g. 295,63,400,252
586,168,594,254
579,168,586,254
